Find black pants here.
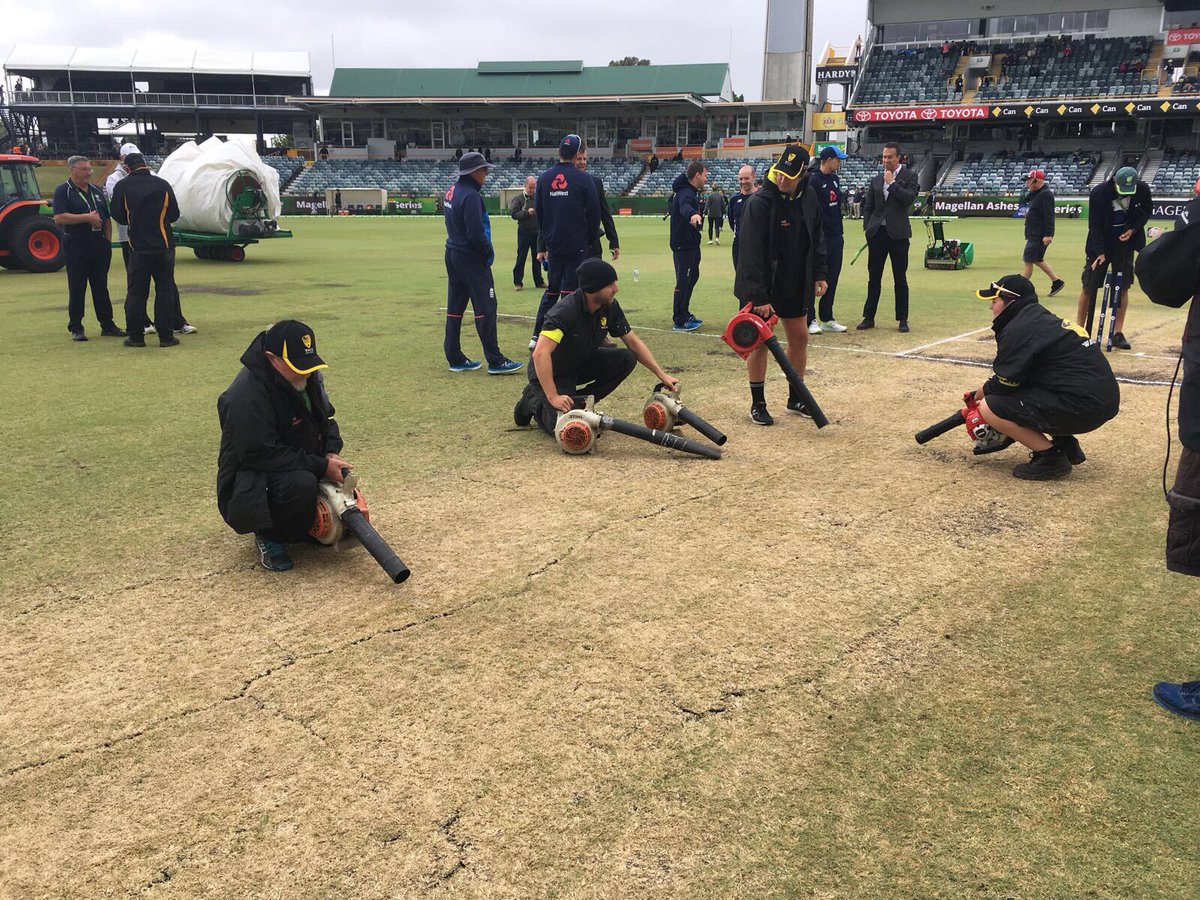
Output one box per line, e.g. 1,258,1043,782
1168,445,1200,576
124,249,176,341
64,233,115,333
259,470,320,543
731,237,740,269
672,248,701,326
512,229,544,288
444,248,505,367
534,247,587,336
708,216,722,241
862,232,910,322
533,346,637,435
809,235,844,324
121,243,187,330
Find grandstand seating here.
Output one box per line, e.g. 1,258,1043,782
974,36,1155,102
1151,148,1200,196
286,157,642,197
943,152,1096,194
853,47,961,105
261,156,304,189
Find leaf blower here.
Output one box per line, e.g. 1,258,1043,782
555,396,721,459
914,392,1014,455
642,383,727,446
309,469,411,583
722,304,829,428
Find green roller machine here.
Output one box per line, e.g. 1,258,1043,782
174,170,292,262
918,215,973,270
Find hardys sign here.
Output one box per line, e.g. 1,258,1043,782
815,65,858,84
852,106,989,122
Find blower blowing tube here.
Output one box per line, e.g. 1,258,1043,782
676,406,728,446
602,415,722,459
914,410,967,445
763,337,829,428
340,507,411,584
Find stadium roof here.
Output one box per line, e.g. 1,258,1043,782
3,45,310,77
327,62,731,100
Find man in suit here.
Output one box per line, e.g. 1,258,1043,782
859,142,919,333
572,146,619,261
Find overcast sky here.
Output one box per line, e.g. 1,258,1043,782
2,0,869,101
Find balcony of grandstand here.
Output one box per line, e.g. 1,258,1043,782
285,157,644,197
942,151,1097,195
974,36,1156,102
852,46,962,105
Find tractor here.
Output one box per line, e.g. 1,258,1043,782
0,154,65,273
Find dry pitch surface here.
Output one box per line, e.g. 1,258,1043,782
1,216,1198,898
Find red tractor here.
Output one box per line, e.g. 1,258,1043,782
0,154,65,273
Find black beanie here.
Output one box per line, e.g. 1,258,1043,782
577,258,618,293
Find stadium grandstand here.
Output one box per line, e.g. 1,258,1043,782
841,0,1200,200
0,45,316,158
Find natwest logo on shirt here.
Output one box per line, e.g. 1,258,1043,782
852,106,989,123
551,174,568,190
444,186,455,201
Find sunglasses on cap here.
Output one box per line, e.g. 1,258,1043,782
976,281,1021,301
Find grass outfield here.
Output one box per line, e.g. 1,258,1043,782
1,215,1198,897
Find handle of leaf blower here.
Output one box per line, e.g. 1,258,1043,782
762,336,829,428
340,507,411,584
675,406,728,446
915,410,966,445
603,416,722,459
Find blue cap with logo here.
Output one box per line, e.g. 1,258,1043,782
818,145,848,160
559,133,582,157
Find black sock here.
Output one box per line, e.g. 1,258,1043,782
750,382,765,405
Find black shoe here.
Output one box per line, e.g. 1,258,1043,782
1052,435,1086,465
100,325,127,337
786,396,811,418
1049,278,1065,297
159,336,181,348
749,402,774,426
70,330,88,342
123,337,145,348
1111,331,1131,350
856,318,875,330
254,535,294,572
1012,447,1072,480
898,320,910,333
514,383,538,427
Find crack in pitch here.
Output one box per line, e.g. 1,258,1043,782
436,810,469,883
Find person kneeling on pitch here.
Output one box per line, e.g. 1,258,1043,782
973,275,1119,480
217,320,352,571
515,258,679,435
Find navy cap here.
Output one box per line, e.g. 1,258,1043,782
559,133,582,157
819,145,848,160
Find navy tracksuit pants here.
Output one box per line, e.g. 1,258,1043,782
672,248,701,326
808,235,844,324
533,247,587,337
444,248,505,367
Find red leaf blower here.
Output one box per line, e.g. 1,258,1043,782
722,304,828,428
914,392,1014,455
642,383,727,446
309,469,411,583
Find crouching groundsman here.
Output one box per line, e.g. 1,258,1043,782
973,274,1119,480
514,258,679,436
217,320,351,571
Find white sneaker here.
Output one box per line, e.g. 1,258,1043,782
528,337,537,351
143,324,155,335
822,320,848,333
808,320,823,335
177,323,198,334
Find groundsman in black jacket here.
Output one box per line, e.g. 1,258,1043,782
973,274,1119,480
217,320,350,571
733,144,827,425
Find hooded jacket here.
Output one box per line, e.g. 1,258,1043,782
1086,178,1152,260
984,295,1120,417
733,172,829,309
669,172,703,252
216,332,343,534
444,174,494,265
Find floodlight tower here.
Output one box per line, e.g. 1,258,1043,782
761,0,814,130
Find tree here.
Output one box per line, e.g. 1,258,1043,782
609,57,651,66
270,133,295,150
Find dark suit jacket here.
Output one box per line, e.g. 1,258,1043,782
591,174,619,257
862,165,919,240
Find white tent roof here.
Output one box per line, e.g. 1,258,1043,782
4,45,310,76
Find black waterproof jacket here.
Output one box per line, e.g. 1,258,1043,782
1085,178,1152,260
1024,185,1056,240
216,332,343,534
984,295,1120,416
733,174,828,309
